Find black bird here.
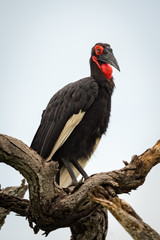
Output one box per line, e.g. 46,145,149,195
31,43,120,187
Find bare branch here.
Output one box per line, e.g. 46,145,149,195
90,195,160,240
0,192,29,216
0,134,63,229
0,133,160,239
58,140,160,210
0,179,28,229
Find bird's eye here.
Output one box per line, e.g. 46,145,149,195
94,45,104,56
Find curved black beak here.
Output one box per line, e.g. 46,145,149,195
98,47,120,71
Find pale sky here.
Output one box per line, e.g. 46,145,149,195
0,1,160,239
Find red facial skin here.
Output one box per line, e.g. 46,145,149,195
92,45,113,80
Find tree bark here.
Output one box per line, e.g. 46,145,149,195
0,179,27,229
0,134,160,239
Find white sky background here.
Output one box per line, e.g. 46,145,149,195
0,0,160,239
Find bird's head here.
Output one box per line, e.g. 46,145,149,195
90,43,120,80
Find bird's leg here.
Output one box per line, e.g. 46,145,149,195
61,158,78,186
71,159,88,180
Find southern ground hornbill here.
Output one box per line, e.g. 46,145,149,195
31,43,120,187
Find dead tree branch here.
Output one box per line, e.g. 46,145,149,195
0,134,160,239
0,179,28,229
90,195,160,240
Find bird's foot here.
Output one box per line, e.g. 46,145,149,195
63,178,85,194
70,178,85,193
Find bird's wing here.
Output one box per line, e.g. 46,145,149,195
45,110,85,161
31,77,99,160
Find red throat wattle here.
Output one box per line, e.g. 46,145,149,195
100,63,113,80
92,56,113,80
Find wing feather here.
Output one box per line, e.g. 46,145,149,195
46,110,85,161
31,77,99,160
